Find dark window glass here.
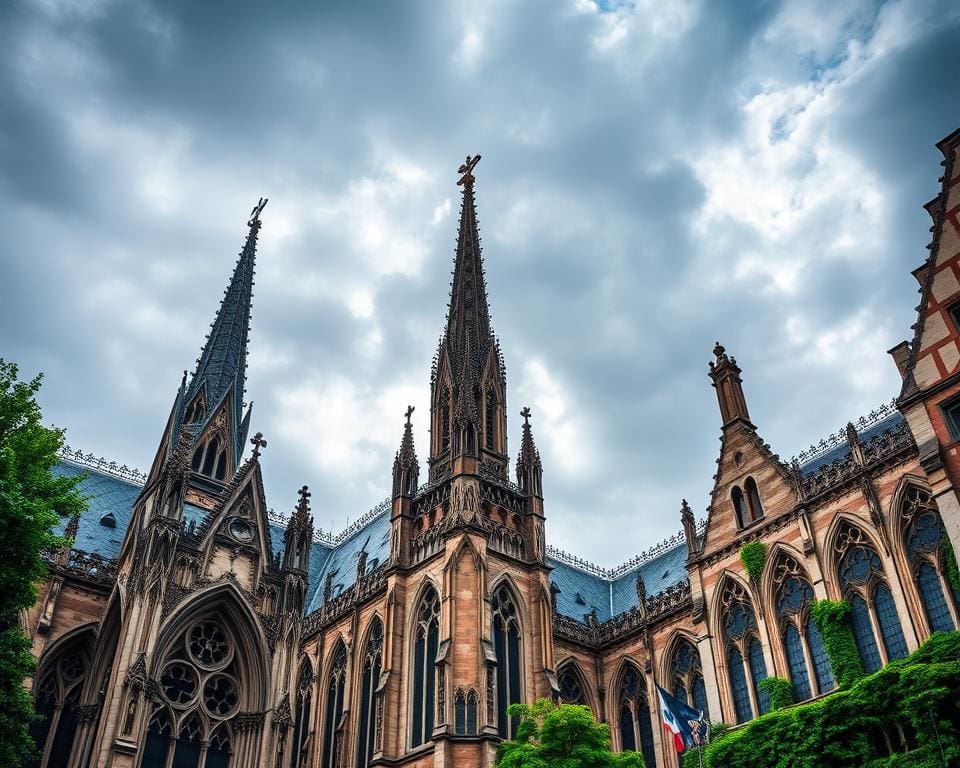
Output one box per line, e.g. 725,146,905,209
356,620,382,767
558,665,585,705
492,585,522,738
941,395,960,442
637,698,657,768
142,710,171,768
745,477,764,521
321,644,347,768
411,588,440,747
747,639,769,714
48,688,80,768
728,649,751,723
215,450,227,481
692,676,708,716
173,715,203,768
784,624,811,701
455,691,466,735
806,617,835,694
732,486,747,528
619,705,636,751
485,390,496,450
874,583,908,661
466,691,478,735
849,594,882,673
918,562,955,632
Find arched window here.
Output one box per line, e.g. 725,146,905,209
773,554,834,700
453,689,478,735
485,389,496,451
492,583,522,739
558,663,587,706
836,523,908,672
185,391,206,425
900,486,958,633
411,587,440,747
745,477,764,521
191,436,227,481
145,619,239,768
356,619,383,767
290,661,313,768
670,639,708,717
440,389,451,453
720,580,768,722
731,486,748,528
617,665,656,767
321,643,347,768
29,641,90,768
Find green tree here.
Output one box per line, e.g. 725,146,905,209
497,699,646,768
0,360,86,764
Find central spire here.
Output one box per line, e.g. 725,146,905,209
429,156,508,480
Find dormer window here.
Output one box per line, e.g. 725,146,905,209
732,477,764,528
191,436,227,481
184,391,206,424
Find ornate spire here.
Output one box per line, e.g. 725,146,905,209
393,405,420,498
178,199,267,466
283,484,313,573
708,342,752,428
516,406,543,497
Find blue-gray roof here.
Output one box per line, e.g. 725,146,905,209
548,540,690,625
305,511,391,613
797,411,905,475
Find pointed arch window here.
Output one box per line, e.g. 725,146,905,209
453,689,478,735
357,619,383,767
440,388,451,453
290,661,314,768
321,643,347,768
144,619,239,768
485,388,497,451
492,583,523,739
670,639,708,717
29,643,90,768
558,663,587,706
720,581,768,722
773,555,834,700
411,587,440,747
732,479,764,528
192,435,227,481
900,486,958,633
617,665,656,767
836,524,908,672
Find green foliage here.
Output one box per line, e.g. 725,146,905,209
497,699,645,768
701,631,960,768
739,542,766,581
757,677,794,711
0,360,86,764
942,536,960,598
810,599,865,688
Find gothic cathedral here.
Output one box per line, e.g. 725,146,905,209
23,130,960,768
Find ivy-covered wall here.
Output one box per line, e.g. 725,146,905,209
810,599,865,689
687,632,960,768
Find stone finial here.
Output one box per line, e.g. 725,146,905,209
707,342,751,427
251,432,267,458
681,499,699,556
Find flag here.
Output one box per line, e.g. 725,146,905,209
656,685,708,755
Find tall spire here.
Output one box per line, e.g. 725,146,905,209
516,406,543,497
429,156,508,478
393,405,420,498
177,198,267,467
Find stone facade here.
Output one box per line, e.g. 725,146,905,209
22,133,960,768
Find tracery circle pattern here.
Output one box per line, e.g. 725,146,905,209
188,621,232,669
203,674,240,718
160,661,200,708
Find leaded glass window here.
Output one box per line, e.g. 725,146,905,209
836,523,907,669
901,487,958,633
492,584,522,738
29,642,90,768
321,643,347,768
558,663,586,706
453,689,477,735
670,639,708,718
617,665,656,767
356,619,383,767
291,661,313,768
720,580,766,721
145,619,238,768
411,586,440,747
772,555,831,699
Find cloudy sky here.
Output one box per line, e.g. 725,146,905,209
2,0,959,565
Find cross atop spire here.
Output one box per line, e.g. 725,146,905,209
405,404,415,424
251,431,267,458
457,154,481,188
175,200,266,467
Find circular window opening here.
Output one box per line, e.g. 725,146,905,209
187,622,232,670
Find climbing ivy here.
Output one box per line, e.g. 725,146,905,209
942,536,960,598
810,599,865,689
701,631,960,768
739,541,766,581
757,677,794,711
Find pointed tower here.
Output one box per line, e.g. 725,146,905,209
516,406,543,499
429,156,508,482
708,342,752,428
390,407,419,567
150,198,267,490
281,485,314,612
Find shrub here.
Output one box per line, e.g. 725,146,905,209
757,677,794,710
942,536,960,598
739,542,766,581
810,599,865,688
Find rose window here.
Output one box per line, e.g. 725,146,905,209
189,621,231,668
203,674,239,718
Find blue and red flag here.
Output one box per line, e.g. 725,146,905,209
656,685,708,754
